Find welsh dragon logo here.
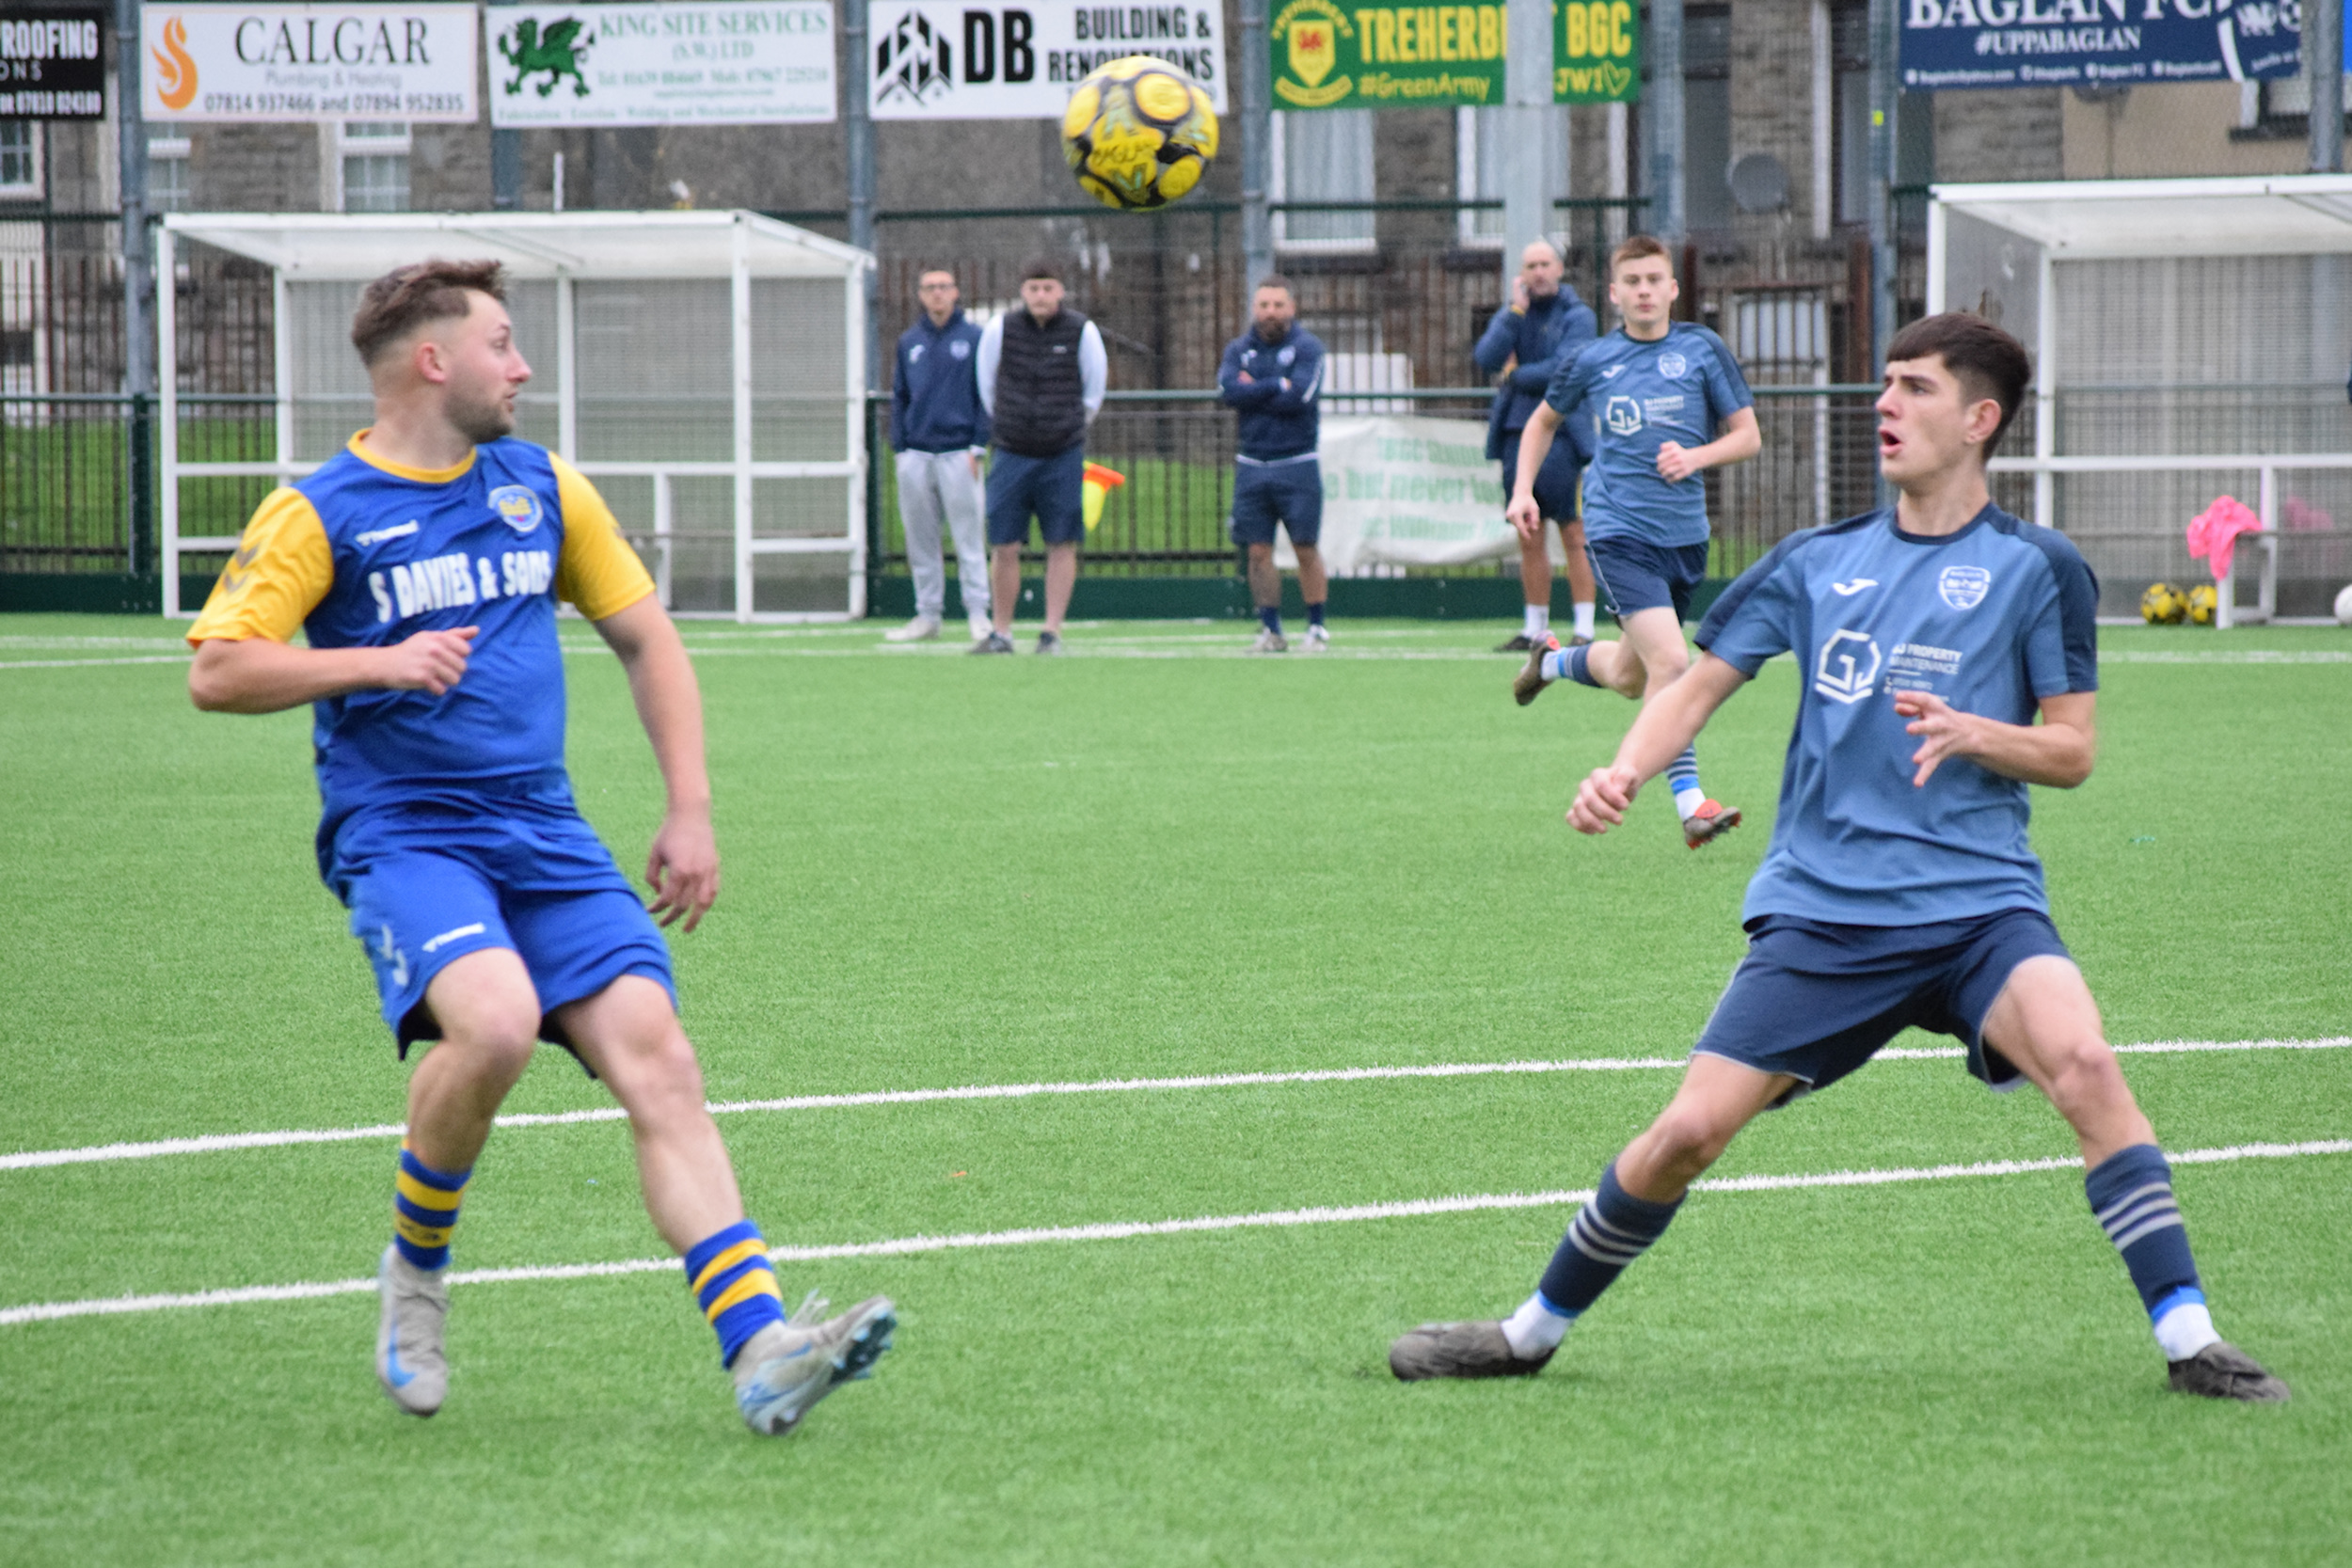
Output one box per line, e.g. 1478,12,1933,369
499,17,592,98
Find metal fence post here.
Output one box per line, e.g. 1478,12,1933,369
117,0,155,578
1867,0,1898,506
2310,0,2344,174
1239,0,1272,296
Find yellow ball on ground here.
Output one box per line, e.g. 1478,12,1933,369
2185,584,2217,626
2139,582,2188,625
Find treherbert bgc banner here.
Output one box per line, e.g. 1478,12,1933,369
871,3,1227,119
490,2,835,127
1270,0,1637,111
143,4,480,121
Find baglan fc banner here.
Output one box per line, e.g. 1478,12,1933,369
489,2,835,127
871,2,1227,119
143,4,479,122
1900,0,2301,88
1270,0,1636,112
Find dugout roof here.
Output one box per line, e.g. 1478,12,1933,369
162,209,871,280
1929,174,2352,261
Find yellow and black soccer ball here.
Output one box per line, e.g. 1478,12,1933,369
2185,584,2217,626
2139,581,2188,625
1061,56,1218,212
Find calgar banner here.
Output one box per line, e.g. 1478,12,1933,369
1279,416,1520,577
870,2,1227,119
1900,0,2301,88
143,4,479,122
489,2,834,127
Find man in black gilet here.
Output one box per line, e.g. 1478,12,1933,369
974,258,1108,655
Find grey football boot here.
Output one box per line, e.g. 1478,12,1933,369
732,1291,898,1435
1389,1320,1553,1381
375,1244,451,1417
2169,1341,2290,1402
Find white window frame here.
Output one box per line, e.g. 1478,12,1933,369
1454,105,1571,246
0,123,42,199
326,121,412,214
1269,111,1378,256
147,136,192,214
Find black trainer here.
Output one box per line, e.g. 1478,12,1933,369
1494,632,1539,653
969,631,1015,655
1389,1321,1552,1381
2168,1341,2290,1402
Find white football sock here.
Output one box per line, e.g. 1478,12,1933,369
2153,1301,2219,1362
1501,1292,1574,1358
1673,785,1708,820
1572,601,1596,640
1523,604,1549,637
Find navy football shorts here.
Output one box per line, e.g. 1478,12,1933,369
333,799,675,1063
1228,456,1324,547
1692,909,2074,1105
1500,431,1582,525
1585,534,1712,621
986,444,1087,546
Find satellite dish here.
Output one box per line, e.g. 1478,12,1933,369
1728,152,1789,215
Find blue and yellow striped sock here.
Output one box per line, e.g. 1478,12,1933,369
391,1141,471,1271
685,1220,787,1367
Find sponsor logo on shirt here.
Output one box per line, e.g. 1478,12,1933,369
909,343,926,363
1886,641,1963,691
365,548,552,624
1643,394,1686,419
1602,363,1626,379
354,520,421,547
1658,350,1688,379
1831,578,1878,596
1938,565,1991,610
490,484,545,535
1813,629,1881,705
1603,394,1643,436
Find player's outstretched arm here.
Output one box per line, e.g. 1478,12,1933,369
1568,654,1748,833
1506,402,1564,537
593,595,720,930
1895,689,2096,789
188,627,477,714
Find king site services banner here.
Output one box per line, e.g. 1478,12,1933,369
1276,416,1528,577
870,2,1227,119
1270,0,1636,111
0,11,107,119
488,1,835,127
143,4,479,122
1899,0,2301,88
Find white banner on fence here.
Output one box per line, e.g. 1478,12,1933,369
1274,415,1526,577
870,2,1227,119
143,4,479,122
488,1,835,127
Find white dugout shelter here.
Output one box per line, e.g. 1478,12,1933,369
158,211,874,620
1931,176,2352,626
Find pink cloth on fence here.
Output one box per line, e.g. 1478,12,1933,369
2185,496,2264,580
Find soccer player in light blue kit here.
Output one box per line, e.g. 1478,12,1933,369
1506,234,1759,847
187,261,896,1435
1391,313,2287,1402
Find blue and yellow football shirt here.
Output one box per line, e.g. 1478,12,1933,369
189,434,653,847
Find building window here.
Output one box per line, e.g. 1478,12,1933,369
337,122,411,213
2243,73,2352,137
1833,6,1931,226
1271,110,1376,252
1685,7,1732,230
0,123,40,198
148,137,192,214
1456,106,1570,245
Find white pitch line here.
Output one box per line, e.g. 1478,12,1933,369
0,655,193,671
3,1136,2344,1328
5,1037,2343,1175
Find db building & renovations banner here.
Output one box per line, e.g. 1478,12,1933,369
1270,0,1636,111
489,2,835,127
1277,416,1531,576
871,2,1227,119
143,5,479,122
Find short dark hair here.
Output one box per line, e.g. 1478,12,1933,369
1885,311,2033,455
1609,233,1672,276
916,267,958,284
350,259,507,368
1253,274,1295,297
1020,256,1062,284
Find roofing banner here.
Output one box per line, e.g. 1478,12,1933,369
1899,0,2302,89
869,3,1228,119
0,11,107,119
142,4,479,121
488,2,835,127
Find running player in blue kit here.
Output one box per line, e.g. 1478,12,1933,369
186,261,895,1436
1391,312,2287,1402
1506,235,1759,848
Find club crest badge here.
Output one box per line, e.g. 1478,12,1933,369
1278,346,1295,367
490,484,545,535
1658,350,1688,379
1938,565,1991,610
949,339,970,359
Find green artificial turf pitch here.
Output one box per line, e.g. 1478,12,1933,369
1,612,2347,1567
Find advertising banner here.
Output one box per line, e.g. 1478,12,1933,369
1279,416,1521,576
143,4,477,122
1553,0,1638,103
489,1,834,127
0,12,106,119
1899,0,2301,89
870,2,1227,119
1269,0,1637,111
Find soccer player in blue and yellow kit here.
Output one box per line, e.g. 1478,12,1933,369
1391,312,2287,1402
1506,234,1759,848
186,261,895,1436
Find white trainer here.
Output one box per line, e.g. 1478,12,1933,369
883,616,942,643
731,1291,898,1436
967,612,993,645
1249,628,1288,654
375,1245,450,1417
1301,624,1329,651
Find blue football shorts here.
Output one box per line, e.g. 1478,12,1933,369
1692,909,2074,1105
332,798,675,1063
1585,534,1712,621
985,443,1087,546
1228,456,1323,547
1500,431,1582,525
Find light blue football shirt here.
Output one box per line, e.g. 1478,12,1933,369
1696,504,2100,926
1542,322,1753,547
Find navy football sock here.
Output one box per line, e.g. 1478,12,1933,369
1564,642,1603,688
1307,601,1326,627
1259,605,1282,635
1664,747,1705,816
1537,1161,1683,1315
2086,1144,2217,1359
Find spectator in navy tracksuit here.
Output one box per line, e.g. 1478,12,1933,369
887,269,992,644
1217,276,1327,653
1475,240,1599,652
